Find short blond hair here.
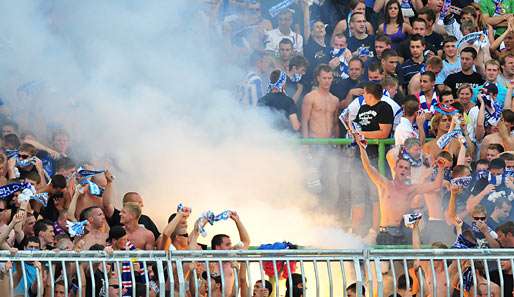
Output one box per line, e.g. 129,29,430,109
124,202,142,219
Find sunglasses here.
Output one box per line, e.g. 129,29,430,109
178,233,188,238
19,154,30,159
473,216,487,221
109,284,121,289
0,208,7,212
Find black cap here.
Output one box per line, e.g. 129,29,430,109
482,82,498,95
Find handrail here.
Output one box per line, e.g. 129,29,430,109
301,138,396,175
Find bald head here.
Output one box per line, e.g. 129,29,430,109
123,192,144,208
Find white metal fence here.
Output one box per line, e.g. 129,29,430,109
1,249,513,297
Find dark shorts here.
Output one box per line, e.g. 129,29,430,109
421,219,455,246
376,226,411,246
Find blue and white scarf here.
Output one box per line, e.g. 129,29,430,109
268,0,295,18
476,169,490,180
418,90,438,113
439,0,452,20
268,71,287,93
457,31,489,49
79,179,104,197
330,48,349,79
452,234,477,249
67,220,88,237
0,182,32,199
15,156,35,168
450,176,473,187
176,202,190,213
77,167,105,179
401,149,422,167
436,129,462,149
483,96,503,127
4,149,18,159
198,210,231,237
431,167,452,181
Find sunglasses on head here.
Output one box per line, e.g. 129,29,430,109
473,216,486,221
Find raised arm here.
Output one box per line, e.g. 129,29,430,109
475,96,486,142
230,211,250,249
301,93,313,137
411,160,446,195
302,0,311,41
357,140,388,187
101,170,115,219
66,185,82,221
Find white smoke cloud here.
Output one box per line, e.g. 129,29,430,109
0,0,362,249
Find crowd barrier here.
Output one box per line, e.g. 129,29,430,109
300,138,396,176
1,249,514,297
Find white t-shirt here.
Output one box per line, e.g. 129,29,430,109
395,117,418,146
264,28,303,54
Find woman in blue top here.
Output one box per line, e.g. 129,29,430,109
377,1,411,50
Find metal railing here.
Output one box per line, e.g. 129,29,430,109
1,249,513,297
301,138,395,176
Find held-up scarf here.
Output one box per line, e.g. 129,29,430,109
418,90,439,113
198,210,232,237
450,176,473,187
67,220,88,237
436,129,462,149
0,182,32,199
330,48,349,79
268,0,295,18
268,71,287,93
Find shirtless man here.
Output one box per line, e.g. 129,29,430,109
301,64,339,138
479,112,514,159
420,151,456,245
208,211,250,297
78,206,108,250
356,136,447,245
74,163,107,219
301,64,341,210
120,202,155,250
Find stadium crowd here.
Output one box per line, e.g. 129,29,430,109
3,0,514,296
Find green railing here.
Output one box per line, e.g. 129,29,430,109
301,138,396,176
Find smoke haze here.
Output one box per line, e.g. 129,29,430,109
0,0,363,249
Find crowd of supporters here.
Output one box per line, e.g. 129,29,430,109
4,0,514,296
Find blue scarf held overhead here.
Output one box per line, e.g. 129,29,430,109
0,182,32,199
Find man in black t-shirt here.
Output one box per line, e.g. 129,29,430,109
258,69,301,132
347,13,375,54
418,8,444,54
350,82,394,238
444,47,485,97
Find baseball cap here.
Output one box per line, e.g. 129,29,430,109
481,82,498,95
